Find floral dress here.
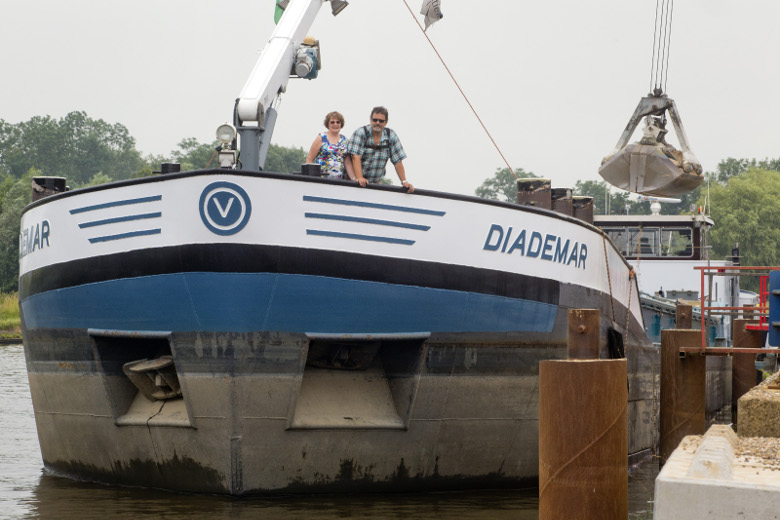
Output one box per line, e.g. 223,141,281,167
315,133,348,179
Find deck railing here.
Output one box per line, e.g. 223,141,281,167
686,266,780,354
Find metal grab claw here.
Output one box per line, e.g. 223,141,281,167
599,94,703,197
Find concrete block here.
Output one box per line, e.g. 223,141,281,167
654,425,780,519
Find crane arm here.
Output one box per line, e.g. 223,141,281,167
236,0,325,125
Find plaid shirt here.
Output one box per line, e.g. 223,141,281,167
346,125,407,183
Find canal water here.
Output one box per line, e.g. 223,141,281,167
0,343,657,519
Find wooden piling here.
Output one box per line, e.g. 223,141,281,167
675,303,692,329
659,329,706,464
539,310,628,519
732,319,761,424
567,309,600,360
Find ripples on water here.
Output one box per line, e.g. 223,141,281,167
0,343,656,519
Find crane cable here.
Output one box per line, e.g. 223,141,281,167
650,0,674,95
399,0,517,179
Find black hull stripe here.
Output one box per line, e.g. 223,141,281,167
19,244,561,306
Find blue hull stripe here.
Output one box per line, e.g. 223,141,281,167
304,212,431,231
69,195,162,214
305,230,416,245
303,195,446,216
21,273,557,334
79,212,162,228
88,228,162,243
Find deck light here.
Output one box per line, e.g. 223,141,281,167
216,124,237,168
330,0,348,16
216,124,236,145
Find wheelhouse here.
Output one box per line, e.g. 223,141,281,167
593,214,713,262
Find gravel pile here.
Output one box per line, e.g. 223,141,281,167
744,370,780,401
735,372,780,469
738,370,780,438
736,436,780,470
736,372,780,471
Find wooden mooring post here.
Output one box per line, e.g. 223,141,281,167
732,318,762,424
567,308,600,359
675,303,692,329
539,309,627,519
659,329,705,464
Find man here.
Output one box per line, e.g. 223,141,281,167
347,106,414,193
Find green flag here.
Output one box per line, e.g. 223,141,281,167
274,0,284,24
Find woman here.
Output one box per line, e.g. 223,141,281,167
305,111,356,180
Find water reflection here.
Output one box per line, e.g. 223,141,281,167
27,475,539,520
22,466,661,520
628,458,658,518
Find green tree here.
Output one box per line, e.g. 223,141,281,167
711,156,780,184
136,159,161,179
264,144,306,173
669,180,709,215
0,170,35,291
758,157,780,172
0,174,15,209
84,172,114,188
171,138,220,170
714,158,753,183
0,112,145,185
475,167,537,203
151,139,306,173
704,168,780,274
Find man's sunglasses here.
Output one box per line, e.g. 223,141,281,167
372,118,386,123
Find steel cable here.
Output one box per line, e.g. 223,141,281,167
650,0,674,94
400,0,517,179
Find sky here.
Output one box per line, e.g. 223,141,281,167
2,0,779,197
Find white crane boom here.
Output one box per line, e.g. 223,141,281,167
236,0,324,125
232,0,349,171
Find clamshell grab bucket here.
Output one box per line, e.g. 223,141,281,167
599,94,703,197
599,142,703,197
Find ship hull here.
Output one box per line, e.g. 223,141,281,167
19,171,657,494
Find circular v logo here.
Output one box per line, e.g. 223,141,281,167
199,181,252,235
